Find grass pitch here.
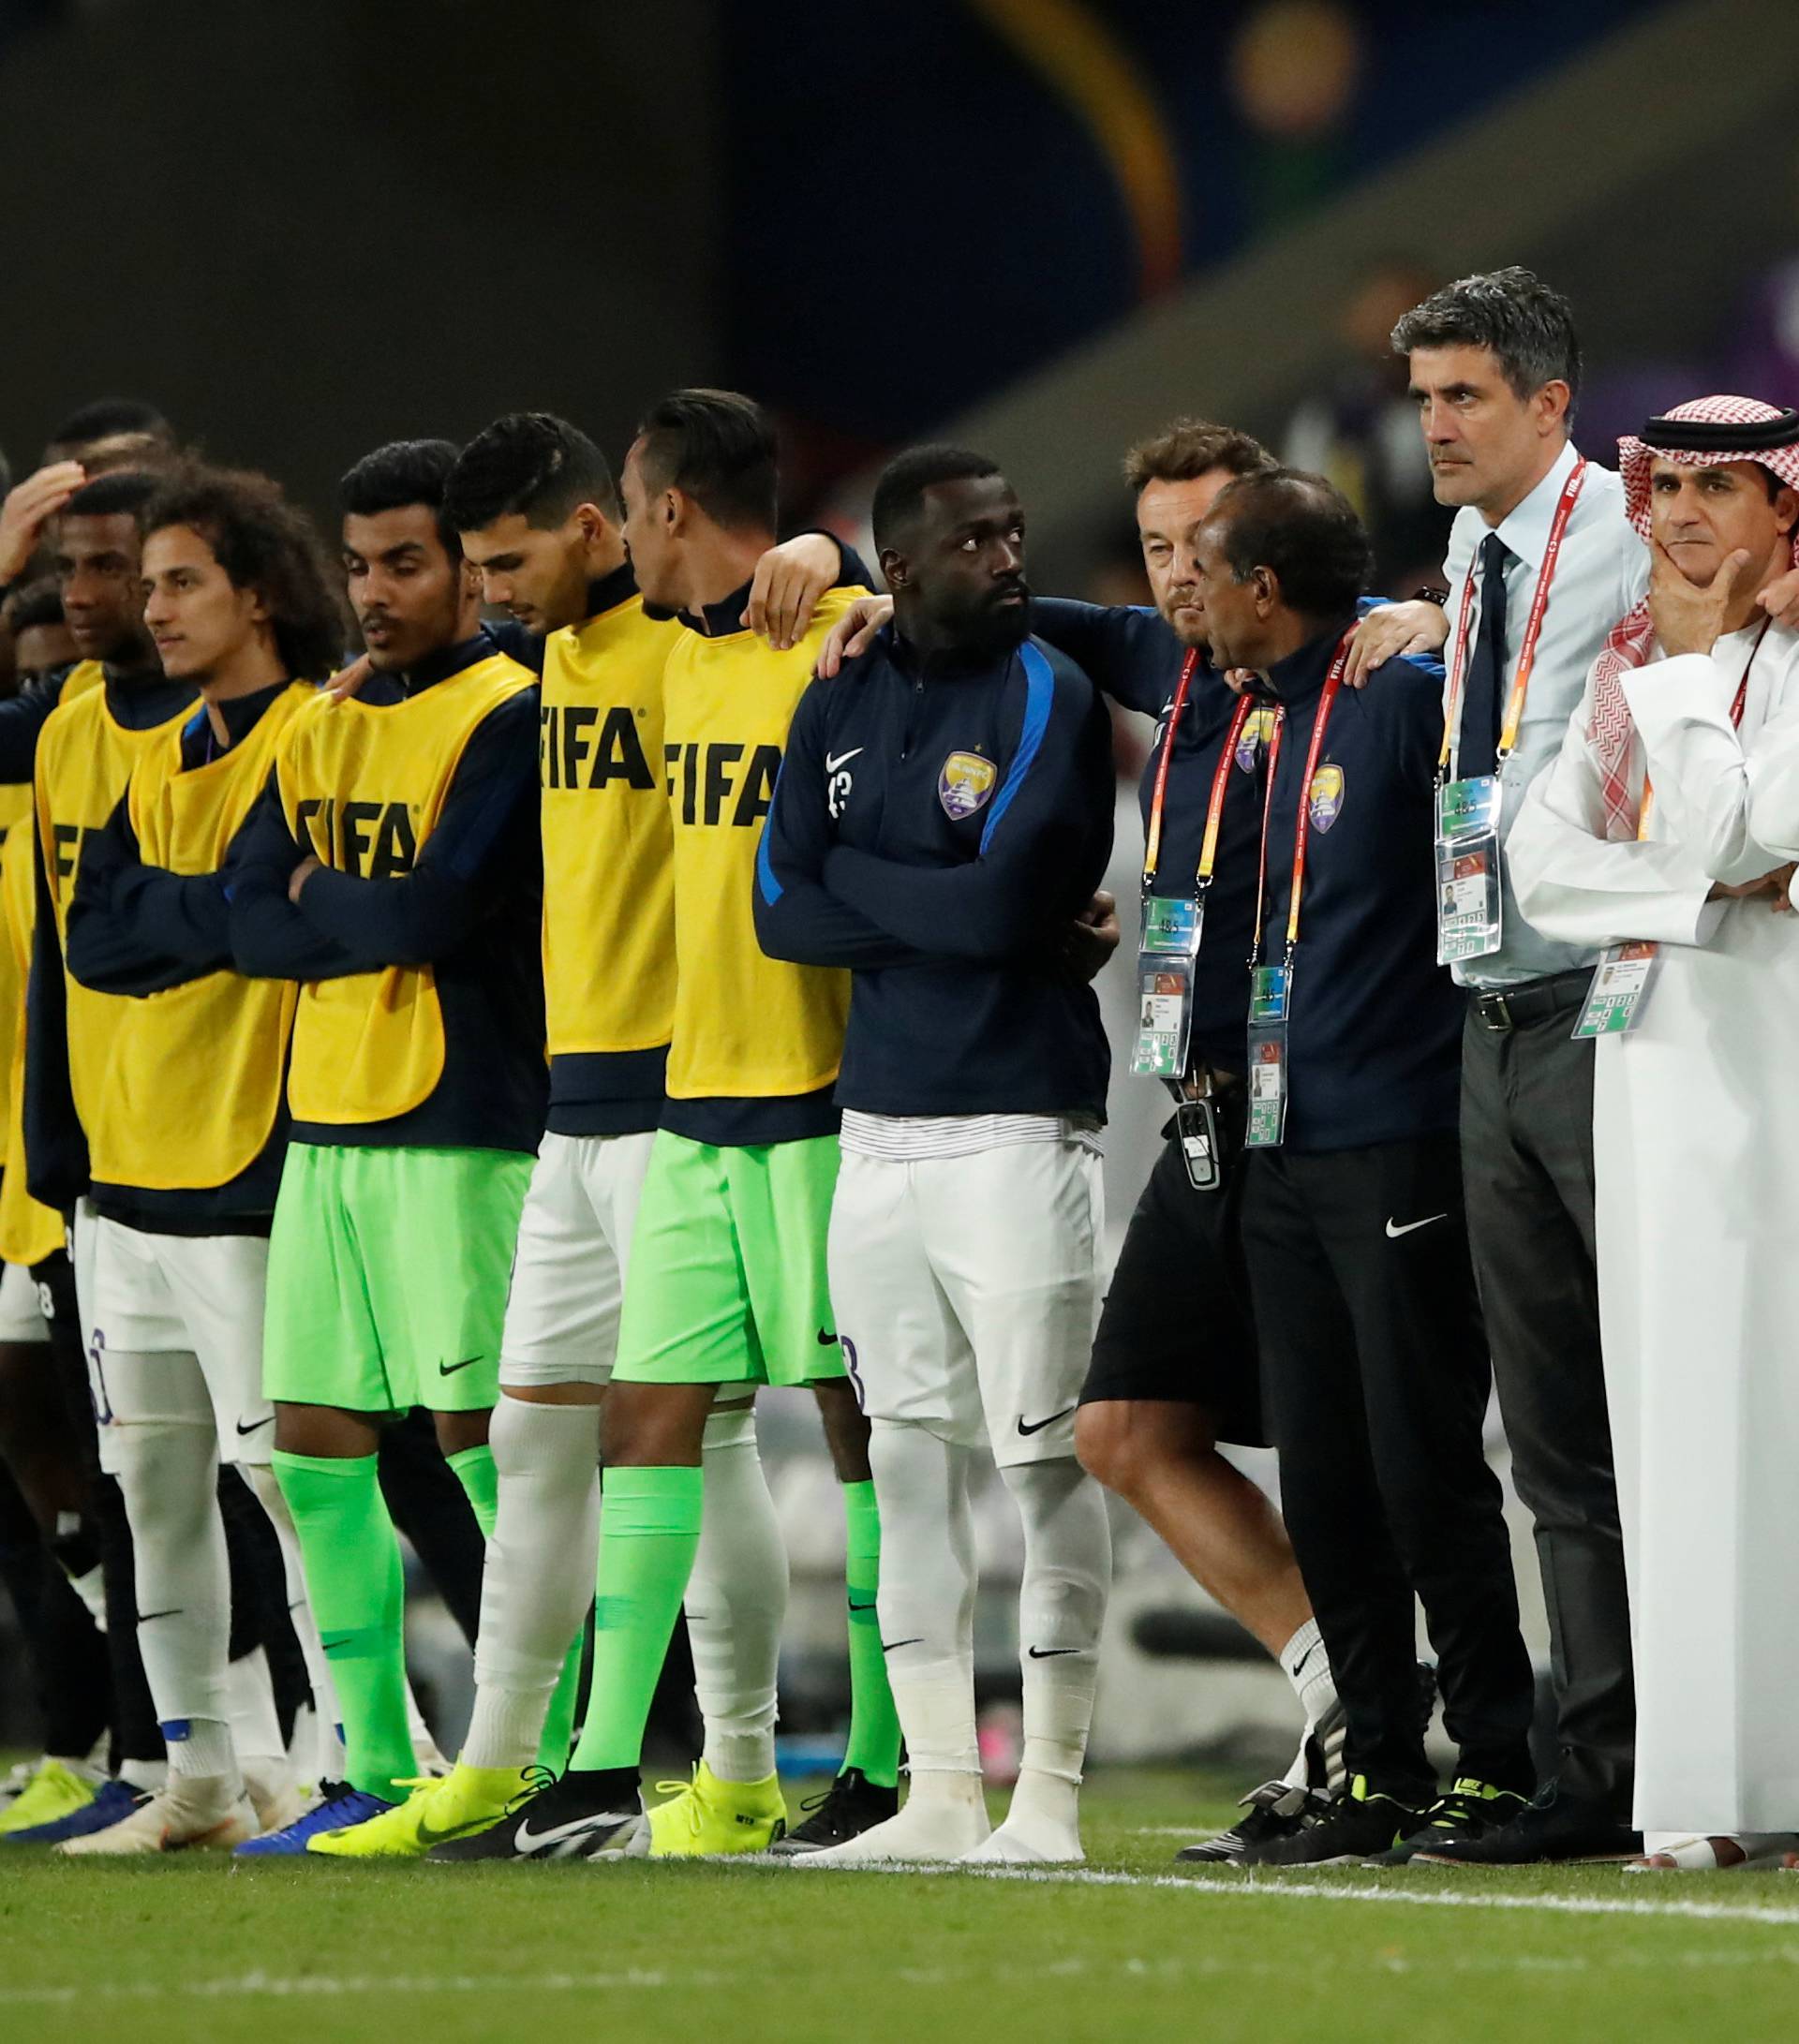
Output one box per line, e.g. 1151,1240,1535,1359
6,1769,1799,2044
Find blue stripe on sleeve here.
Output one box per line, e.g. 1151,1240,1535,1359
755,761,785,903
980,643,1053,854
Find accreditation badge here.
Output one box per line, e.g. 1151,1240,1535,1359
1571,940,1661,1039
1435,775,1505,964
1130,895,1205,1079
1244,962,1290,1148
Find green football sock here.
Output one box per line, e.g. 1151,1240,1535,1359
537,1631,586,1771
272,1449,413,1800
839,1477,901,1787
569,1465,702,1774
446,1443,498,1537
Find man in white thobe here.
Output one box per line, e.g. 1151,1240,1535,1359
1509,395,1799,1872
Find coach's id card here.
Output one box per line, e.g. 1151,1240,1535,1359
1244,963,1290,1148
1435,776,1504,964
1130,896,1205,1079
1571,940,1662,1038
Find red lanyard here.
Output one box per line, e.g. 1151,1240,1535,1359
1252,631,1352,959
1439,456,1588,777
1141,651,1256,893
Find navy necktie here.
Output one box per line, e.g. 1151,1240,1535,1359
1458,532,1510,779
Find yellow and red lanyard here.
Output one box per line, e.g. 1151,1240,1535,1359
1250,632,1352,970
1140,649,1257,898
1437,458,1588,778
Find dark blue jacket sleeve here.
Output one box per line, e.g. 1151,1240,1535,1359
23,825,86,1208
826,650,1111,962
0,679,64,786
1028,600,1172,718
291,689,539,969
226,774,372,982
752,678,926,970
66,792,231,994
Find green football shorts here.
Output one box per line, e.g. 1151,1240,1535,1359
612,1130,842,1388
263,1143,531,1414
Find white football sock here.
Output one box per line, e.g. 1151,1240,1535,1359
1276,1618,1341,1790
1280,1617,1331,1712
804,1767,990,1866
221,1645,286,1770
463,1395,602,1770
863,1420,980,1772
688,1404,788,1785
108,1412,239,1783
242,1461,345,1782
975,1456,1109,1864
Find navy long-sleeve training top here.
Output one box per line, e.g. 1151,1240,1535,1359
1252,618,1462,1152
754,626,1113,1119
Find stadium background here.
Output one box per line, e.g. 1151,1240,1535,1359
2,0,1796,1778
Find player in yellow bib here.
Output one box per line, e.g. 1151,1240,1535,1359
56,466,345,1853
438,390,898,1862
227,441,543,1856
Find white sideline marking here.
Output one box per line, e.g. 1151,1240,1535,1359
762,1854,1799,1928
945,1862,1799,1926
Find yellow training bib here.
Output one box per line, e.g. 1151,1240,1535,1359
539,590,676,1060
660,587,864,1103
35,680,196,1165
279,654,534,1126
0,792,60,1266
84,684,314,1192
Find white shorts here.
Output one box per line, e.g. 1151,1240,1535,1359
0,1261,50,1343
827,1138,1104,1467
498,1130,656,1388
85,1215,274,1466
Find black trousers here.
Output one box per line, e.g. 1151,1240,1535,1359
1242,1133,1535,1799
1460,999,1633,1811
0,1457,110,1757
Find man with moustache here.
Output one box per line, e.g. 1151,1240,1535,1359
1510,398,1799,1871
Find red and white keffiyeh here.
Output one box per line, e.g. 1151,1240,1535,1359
1588,395,1799,839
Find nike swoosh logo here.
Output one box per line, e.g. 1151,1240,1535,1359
882,1637,923,1655
825,748,864,775
414,1813,494,1848
439,1355,483,1375
515,1811,630,1853
320,1637,355,1654
1017,1406,1076,1437
235,1415,274,1435
1027,1646,1080,1659
1384,1214,1449,1239
848,1598,877,1612
138,1607,184,1622
815,1329,839,1346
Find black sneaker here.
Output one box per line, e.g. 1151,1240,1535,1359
1366,1777,1530,1865
425,1766,644,1862
1241,1775,1425,1867
1174,1779,1331,1865
763,1769,900,1858
1411,1780,1640,1866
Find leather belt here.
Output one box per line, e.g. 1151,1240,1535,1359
1469,969,1593,1033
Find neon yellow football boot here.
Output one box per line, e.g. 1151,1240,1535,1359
642,1761,787,1859
305,1764,541,1859
0,1758,99,1837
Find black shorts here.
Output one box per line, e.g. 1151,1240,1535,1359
1080,1088,1265,1446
